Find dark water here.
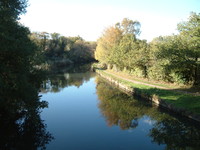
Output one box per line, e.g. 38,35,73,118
40,70,200,150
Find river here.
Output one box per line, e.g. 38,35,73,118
39,68,200,150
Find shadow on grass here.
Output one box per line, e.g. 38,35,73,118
174,85,200,95
133,87,200,115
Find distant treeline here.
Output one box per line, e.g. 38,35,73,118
95,13,200,86
30,32,96,67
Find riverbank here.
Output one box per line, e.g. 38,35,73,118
96,70,200,122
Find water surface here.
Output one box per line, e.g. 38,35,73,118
40,71,200,150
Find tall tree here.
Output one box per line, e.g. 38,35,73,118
95,18,141,67
95,26,122,64
177,12,200,85
0,0,27,21
150,13,200,85
117,18,140,36
0,0,45,113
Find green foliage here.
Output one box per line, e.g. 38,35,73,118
95,18,149,78
0,0,27,21
0,0,45,107
31,32,96,66
96,13,200,86
95,18,141,65
0,1,53,149
150,15,200,85
68,39,95,63
178,12,200,85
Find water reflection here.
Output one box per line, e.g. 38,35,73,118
150,118,200,150
0,72,53,149
0,109,53,150
41,64,95,93
96,77,200,149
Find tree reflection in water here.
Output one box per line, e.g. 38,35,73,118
41,64,96,93
150,118,200,150
96,77,200,150
0,73,53,150
0,108,53,150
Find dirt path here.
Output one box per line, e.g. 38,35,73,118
104,70,200,96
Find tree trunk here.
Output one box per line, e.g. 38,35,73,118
194,57,200,86
143,65,148,78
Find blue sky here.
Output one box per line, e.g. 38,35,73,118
20,0,200,41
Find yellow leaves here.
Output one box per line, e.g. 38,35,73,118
95,26,122,62
95,18,141,65
102,26,122,46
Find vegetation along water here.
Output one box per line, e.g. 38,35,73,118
40,68,200,149
0,0,200,149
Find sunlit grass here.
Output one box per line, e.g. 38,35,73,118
98,70,200,114
107,70,182,89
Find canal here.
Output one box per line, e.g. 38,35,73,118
40,69,200,150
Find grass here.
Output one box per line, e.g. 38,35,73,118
98,70,200,115
107,70,183,89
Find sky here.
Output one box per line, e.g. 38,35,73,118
20,0,200,42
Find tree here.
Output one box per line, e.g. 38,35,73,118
0,0,46,114
69,39,95,63
95,26,122,64
95,18,141,69
148,37,169,81
117,18,140,36
0,1,53,149
177,12,200,85
0,0,27,21
149,13,200,85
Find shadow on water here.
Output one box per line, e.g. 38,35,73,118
48,63,93,74
95,77,200,150
41,64,96,93
0,63,96,149
0,71,53,149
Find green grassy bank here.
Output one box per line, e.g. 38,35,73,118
97,70,200,116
